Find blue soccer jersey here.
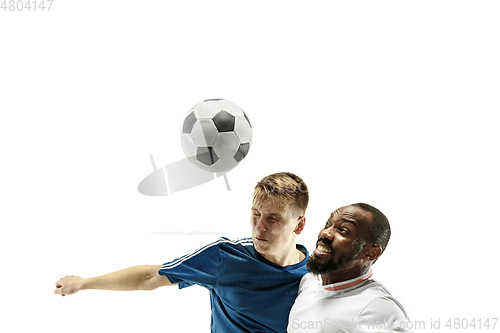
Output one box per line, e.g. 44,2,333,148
158,237,309,333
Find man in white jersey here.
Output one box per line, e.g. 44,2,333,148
288,203,411,333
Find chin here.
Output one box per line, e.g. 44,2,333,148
253,240,268,253
307,254,339,275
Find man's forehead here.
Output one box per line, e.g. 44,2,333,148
330,205,371,222
252,201,288,215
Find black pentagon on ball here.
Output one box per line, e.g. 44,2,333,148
233,142,250,162
183,111,198,134
196,147,219,166
213,110,235,132
242,110,252,128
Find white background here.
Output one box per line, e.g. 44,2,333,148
1,1,499,332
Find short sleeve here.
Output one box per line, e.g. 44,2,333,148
158,238,223,290
354,296,412,333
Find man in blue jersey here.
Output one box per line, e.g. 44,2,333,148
55,172,309,333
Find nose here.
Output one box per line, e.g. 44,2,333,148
255,216,267,232
319,226,334,240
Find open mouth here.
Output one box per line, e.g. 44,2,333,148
314,241,332,256
316,245,331,253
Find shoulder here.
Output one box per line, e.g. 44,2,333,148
301,272,317,283
194,237,253,252
362,295,409,318
217,237,257,259
354,283,410,332
162,237,250,268
194,237,255,259
298,272,318,294
218,237,254,247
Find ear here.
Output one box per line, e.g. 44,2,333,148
365,244,382,261
294,216,306,235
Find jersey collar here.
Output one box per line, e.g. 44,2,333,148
318,269,373,292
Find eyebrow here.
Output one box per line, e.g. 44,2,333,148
339,218,357,227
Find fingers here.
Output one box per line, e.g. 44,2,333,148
54,285,66,296
54,286,66,296
54,275,70,296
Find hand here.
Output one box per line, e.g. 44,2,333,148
54,275,84,296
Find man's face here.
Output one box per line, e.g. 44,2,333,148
307,205,372,275
251,201,304,260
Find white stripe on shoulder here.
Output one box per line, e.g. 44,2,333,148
162,237,253,270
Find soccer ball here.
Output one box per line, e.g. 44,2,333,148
181,99,253,173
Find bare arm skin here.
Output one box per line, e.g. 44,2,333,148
54,265,175,296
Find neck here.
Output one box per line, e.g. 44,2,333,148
262,247,304,267
320,266,370,286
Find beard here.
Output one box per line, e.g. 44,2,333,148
306,240,364,275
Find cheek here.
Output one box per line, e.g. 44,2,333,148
250,216,258,226
317,229,326,240
338,240,357,255
272,224,293,240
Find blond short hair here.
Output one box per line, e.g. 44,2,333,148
252,172,309,217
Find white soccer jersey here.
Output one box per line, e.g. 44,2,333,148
287,270,411,333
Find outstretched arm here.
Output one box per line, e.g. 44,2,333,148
54,265,175,296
